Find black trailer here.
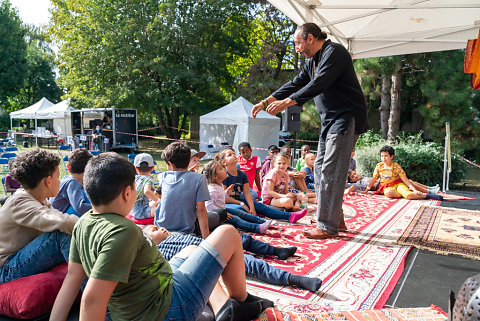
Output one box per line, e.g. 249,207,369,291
70,108,138,151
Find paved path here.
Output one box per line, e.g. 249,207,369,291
385,190,480,312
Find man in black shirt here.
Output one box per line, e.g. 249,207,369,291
252,23,368,239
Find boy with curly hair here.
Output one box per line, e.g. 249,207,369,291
0,148,78,284
50,148,93,216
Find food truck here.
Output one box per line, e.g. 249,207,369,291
70,108,138,151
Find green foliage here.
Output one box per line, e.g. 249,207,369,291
229,3,298,103
0,0,27,105
355,133,465,186
355,130,384,148
5,26,62,112
49,0,253,138
354,50,480,161
417,50,480,151
295,102,321,149
0,113,10,131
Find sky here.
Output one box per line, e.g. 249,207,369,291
10,0,51,27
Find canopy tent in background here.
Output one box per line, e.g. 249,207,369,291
36,100,74,134
9,97,53,121
200,97,281,160
267,0,480,59
10,98,74,135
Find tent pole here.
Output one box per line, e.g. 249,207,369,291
35,118,38,147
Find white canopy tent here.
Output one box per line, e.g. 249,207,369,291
9,98,54,135
9,97,53,122
266,0,480,58
36,100,74,135
200,97,281,159
10,98,74,135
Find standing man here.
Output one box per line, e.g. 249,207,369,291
251,23,368,239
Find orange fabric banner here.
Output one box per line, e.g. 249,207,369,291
464,29,480,89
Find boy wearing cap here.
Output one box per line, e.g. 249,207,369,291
131,153,160,219
188,149,206,172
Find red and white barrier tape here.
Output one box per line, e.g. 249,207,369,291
455,153,480,169
116,131,269,151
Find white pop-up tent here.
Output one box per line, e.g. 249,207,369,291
10,98,54,133
200,97,281,159
266,0,480,59
36,100,74,134
10,98,74,135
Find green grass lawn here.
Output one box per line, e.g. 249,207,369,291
2,137,480,198
0,137,208,198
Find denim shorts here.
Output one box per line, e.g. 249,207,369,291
164,240,226,321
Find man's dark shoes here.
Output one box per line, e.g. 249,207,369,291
303,228,338,239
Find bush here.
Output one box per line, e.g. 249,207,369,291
355,133,465,186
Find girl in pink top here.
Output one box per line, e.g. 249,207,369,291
203,160,272,233
262,153,302,210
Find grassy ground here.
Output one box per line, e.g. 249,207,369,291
0,137,207,198
2,136,480,197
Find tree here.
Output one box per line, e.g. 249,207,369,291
228,3,297,103
5,25,62,112
0,0,27,106
417,50,480,151
49,0,253,139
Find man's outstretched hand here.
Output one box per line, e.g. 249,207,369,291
251,102,265,119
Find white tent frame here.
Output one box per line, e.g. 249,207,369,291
267,0,480,58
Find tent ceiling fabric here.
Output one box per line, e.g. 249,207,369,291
267,0,480,58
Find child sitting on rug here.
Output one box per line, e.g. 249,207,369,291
237,142,261,200
345,169,441,196
295,144,310,171
155,142,211,238
302,153,316,191
131,153,160,219
262,153,302,210
188,149,206,172
260,144,280,185
50,152,268,321
281,146,316,202
144,225,322,292
50,148,93,216
0,148,77,284
203,160,272,234
364,146,443,201
215,148,307,223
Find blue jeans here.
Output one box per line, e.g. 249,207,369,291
240,234,274,255
131,201,152,219
231,199,292,221
241,187,258,201
164,241,226,320
0,231,71,284
244,254,289,286
240,235,289,286
226,207,266,233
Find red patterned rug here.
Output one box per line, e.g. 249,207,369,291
245,194,439,313
254,305,447,321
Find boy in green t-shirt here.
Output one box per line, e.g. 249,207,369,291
50,153,268,321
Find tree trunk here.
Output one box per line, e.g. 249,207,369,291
388,70,402,140
379,76,391,140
